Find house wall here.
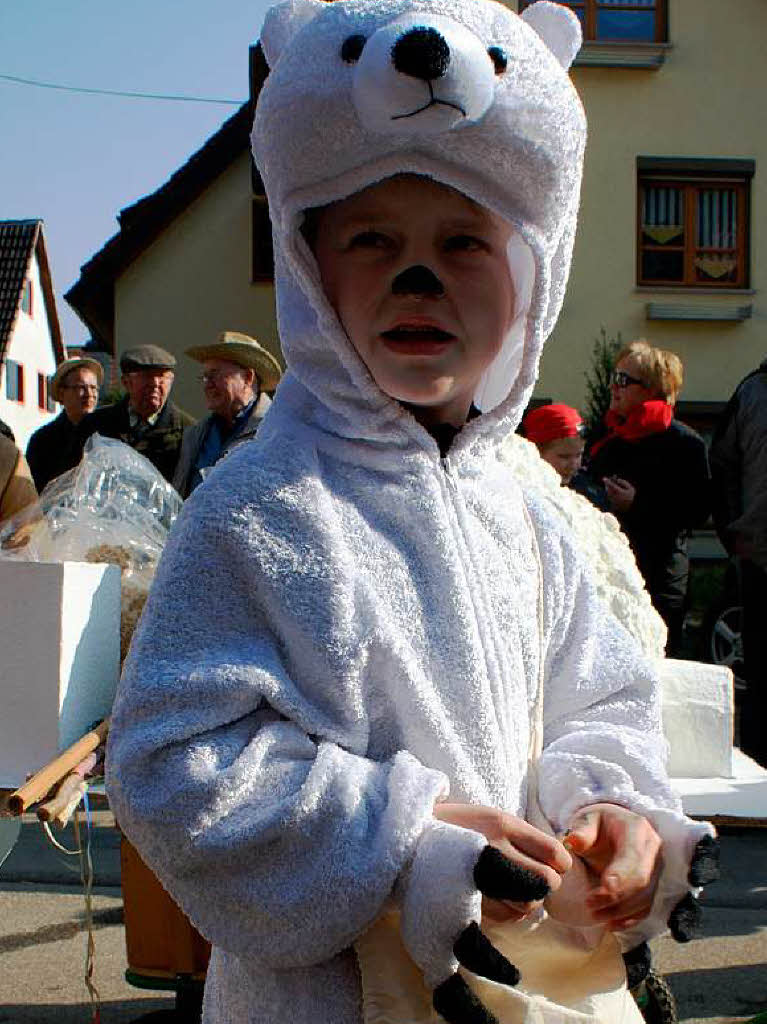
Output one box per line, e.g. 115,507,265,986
524,0,766,412
0,252,60,448
115,153,278,421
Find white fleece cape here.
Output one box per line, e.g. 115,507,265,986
106,2,712,1021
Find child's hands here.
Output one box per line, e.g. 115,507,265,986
434,802,572,922
394,807,570,1023
563,803,662,931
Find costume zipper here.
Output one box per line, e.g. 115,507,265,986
437,453,514,762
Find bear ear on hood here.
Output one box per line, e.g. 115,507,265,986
520,0,582,70
260,0,325,69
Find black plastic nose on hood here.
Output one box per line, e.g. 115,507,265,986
391,265,445,297
391,27,451,81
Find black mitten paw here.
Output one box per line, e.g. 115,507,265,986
473,845,549,902
453,922,520,986
668,891,703,942
688,835,720,886
433,972,499,1024
622,941,652,989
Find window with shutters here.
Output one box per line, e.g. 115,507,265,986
637,159,753,289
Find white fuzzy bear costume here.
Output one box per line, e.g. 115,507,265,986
106,2,712,1021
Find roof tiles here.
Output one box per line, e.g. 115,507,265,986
0,219,39,358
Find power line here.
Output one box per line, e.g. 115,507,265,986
0,71,243,105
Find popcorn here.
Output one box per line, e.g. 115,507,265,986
500,434,667,658
85,543,153,664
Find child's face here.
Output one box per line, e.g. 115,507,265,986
312,175,517,426
538,436,585,485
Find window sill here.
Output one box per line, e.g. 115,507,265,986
575,41,671,69
635,287,756,296
645,302,752,322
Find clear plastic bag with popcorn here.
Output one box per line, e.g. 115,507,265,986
0,434,183,661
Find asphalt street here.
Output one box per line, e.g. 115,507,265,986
0,810,765,1023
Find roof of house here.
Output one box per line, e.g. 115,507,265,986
0,219,65,366
65,100,254,352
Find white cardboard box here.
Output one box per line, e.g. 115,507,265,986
0,560,121,788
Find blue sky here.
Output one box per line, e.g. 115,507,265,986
1,0,274,346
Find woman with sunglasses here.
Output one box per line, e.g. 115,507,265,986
586,340,710,655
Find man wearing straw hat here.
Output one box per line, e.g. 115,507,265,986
173,331,282,498
26,356,104,492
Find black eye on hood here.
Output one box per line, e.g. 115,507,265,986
341,34,367,63
487,46,508,75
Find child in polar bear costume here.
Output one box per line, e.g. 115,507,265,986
106,2,717,1022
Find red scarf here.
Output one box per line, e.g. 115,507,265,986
591,400,674,455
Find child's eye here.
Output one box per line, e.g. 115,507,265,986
348,230,392,250
444,234,487,253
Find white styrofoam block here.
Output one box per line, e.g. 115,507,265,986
0,560,121,788
674,748,767,821
658,658,734,780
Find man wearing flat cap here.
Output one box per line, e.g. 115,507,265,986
173,331,282,498
26,356,104,492
79,345,194,483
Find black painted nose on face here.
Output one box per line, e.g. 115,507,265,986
392,264,445,297
391,27,451,81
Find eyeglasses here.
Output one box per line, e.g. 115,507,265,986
612,370,646,390
197,371,228,385
197,369,247,385
62,384,99,394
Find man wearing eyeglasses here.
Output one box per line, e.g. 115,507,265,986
173,331,282,498
78,345,194,484
26,356,104,492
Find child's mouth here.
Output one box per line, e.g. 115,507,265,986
380,325,454,353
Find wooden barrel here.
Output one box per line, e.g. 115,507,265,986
120,834,210,987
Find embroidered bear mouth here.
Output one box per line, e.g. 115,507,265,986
391,82,467,121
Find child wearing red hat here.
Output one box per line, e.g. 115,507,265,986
522,403,586,485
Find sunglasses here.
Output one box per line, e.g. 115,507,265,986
612,370,646,390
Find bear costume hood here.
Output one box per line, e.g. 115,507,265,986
252,0,586,446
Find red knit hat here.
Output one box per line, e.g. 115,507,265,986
522,404,584,445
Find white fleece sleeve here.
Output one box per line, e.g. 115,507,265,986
533,519,714,945
106,502,456,969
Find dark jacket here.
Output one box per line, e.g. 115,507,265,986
173,393,271,499
78,397,194,484
709,358,767,570
26,411,82,493
586,419,711,611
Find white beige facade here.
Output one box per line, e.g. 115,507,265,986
527,0,765,415
1,248,61,447
114,154,279,420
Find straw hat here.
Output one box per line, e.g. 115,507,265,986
186,331,282,391
51,357,104,403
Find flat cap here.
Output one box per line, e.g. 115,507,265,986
120,345,176,373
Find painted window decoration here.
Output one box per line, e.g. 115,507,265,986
518,0,666,43
638,175,749,288
21,279,32,315
5,360,24,403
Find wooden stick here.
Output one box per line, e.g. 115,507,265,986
38,773,90,824
8,718,109,816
